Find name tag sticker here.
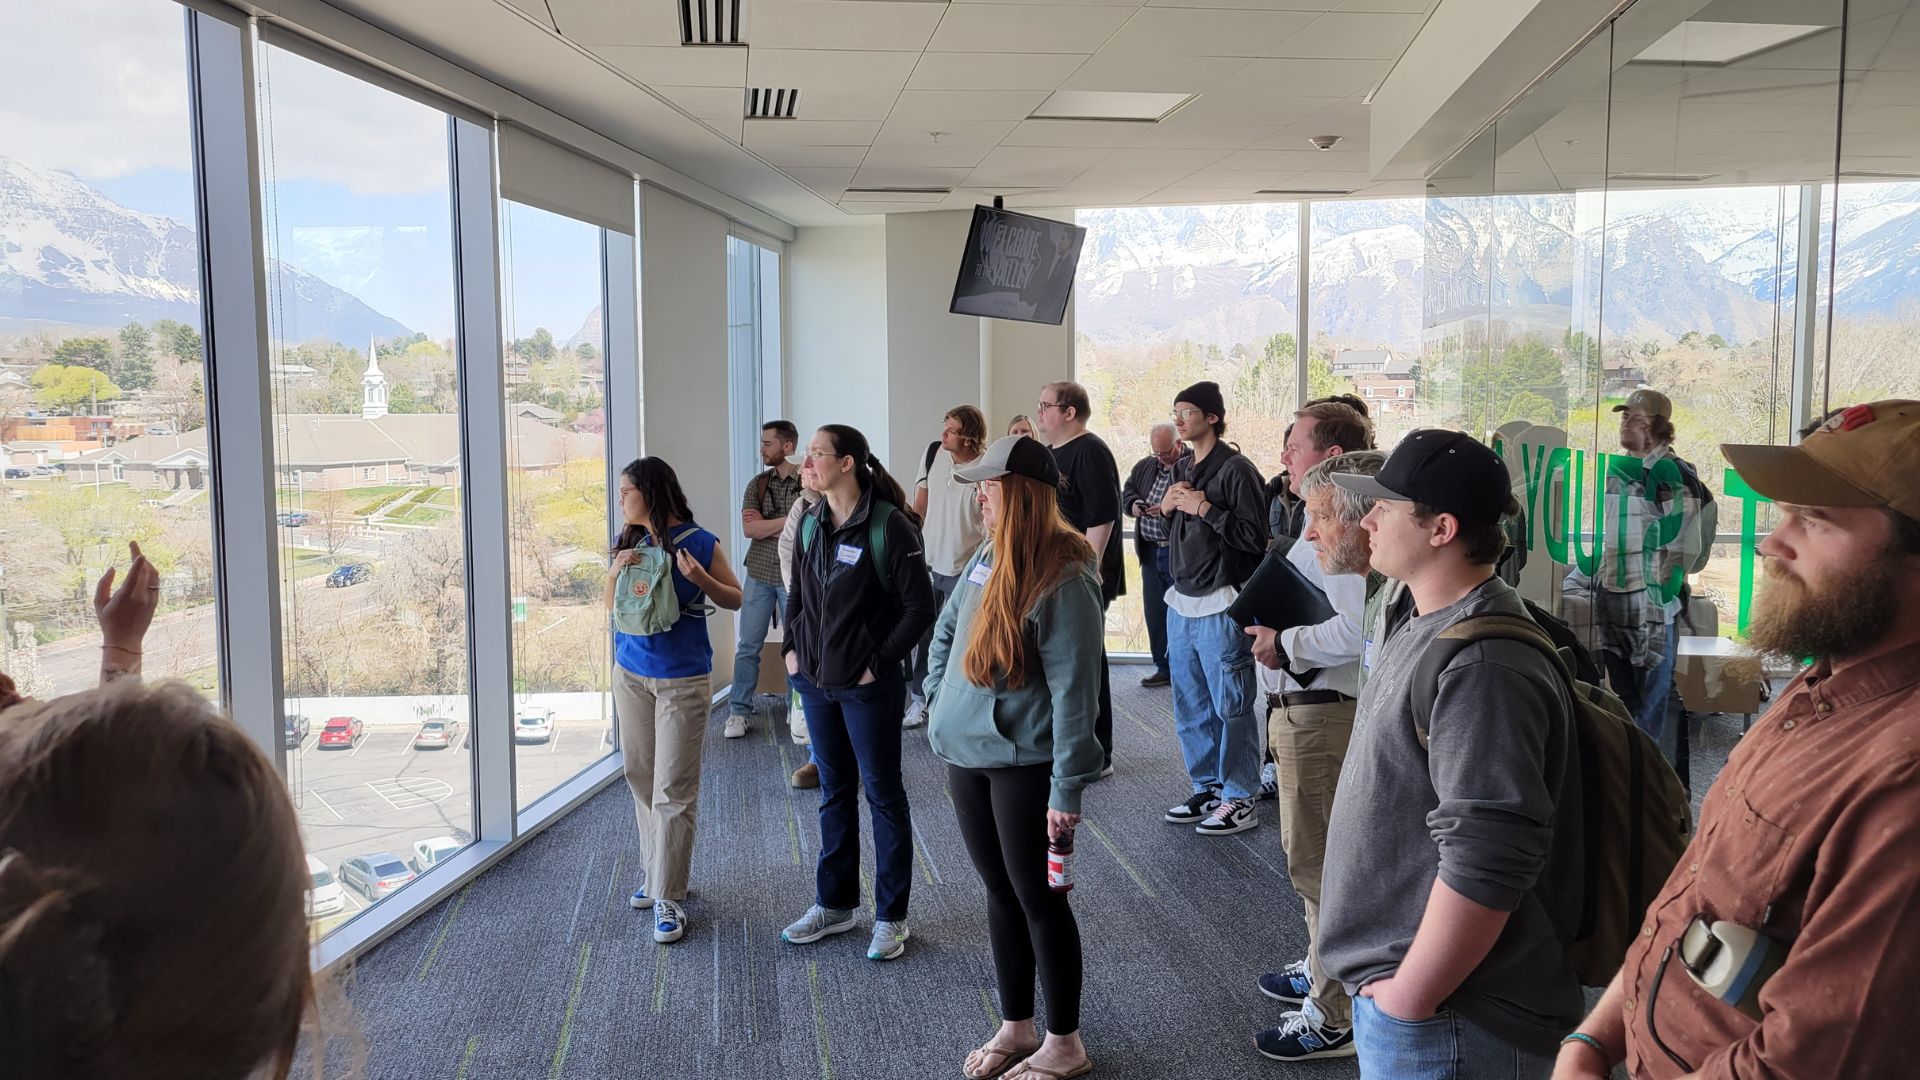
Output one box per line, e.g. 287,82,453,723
1363,638,1377,672
968,561,993,587
835,543,862,567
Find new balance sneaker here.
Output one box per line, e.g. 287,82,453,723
1140,670,1171,689
1259,761,1278,801
1164,790,1221,824
1257,959,1312,1004
781,904,858,945
629,885,654,910
867,919,910,961
1196,798,1257,836
903,696,928,729
1255,1007,1354,1061
724,714,749,739
653,899,687,944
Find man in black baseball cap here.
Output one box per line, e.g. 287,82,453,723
1317,429,1585,1076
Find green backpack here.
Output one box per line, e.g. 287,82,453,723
613,525,706,636
798,501,896,591
1411,612,1693,987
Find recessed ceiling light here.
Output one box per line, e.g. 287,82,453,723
1633,21,1830,66
1028,91,1195,124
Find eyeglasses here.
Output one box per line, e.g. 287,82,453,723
1171,407,1203,421
1035,401,1061,412
805,449,846,461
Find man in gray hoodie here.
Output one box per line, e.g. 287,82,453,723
1319,430,1583,1079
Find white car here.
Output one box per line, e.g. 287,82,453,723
514,707,554,744
306,854,345,918
410,836,464,874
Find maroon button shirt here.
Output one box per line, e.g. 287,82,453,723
1621,641,1920,1078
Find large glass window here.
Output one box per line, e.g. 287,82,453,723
0,0,217,701
1307,200,1427,444
727,235,783,555
255,41,469,936
499,201,612,813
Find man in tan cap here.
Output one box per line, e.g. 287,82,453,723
1564,387,1710,753
1555,399,1920,1079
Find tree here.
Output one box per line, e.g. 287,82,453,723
51,337,113,371
1705,333,1729,350
514,327,556,363
150,358,207,433
116,323,156,390
31,365,122,412
1676,330,1705,349
153,319,203,363
576,342,599,362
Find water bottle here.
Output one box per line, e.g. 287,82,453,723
1046,829,1074,893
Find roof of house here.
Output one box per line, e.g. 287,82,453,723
72,413,598,470
512,403,565,422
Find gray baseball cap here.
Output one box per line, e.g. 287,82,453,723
953,434,1060,487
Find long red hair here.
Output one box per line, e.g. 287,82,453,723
962,474,1095,691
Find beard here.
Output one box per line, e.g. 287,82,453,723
1318,528,1373,577
1745,554,1903,663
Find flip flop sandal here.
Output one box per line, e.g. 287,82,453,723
962,1044,1035,1080
1005,1058,1094,1080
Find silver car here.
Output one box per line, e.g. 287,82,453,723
339,853,416,901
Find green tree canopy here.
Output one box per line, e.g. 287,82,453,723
31,365,122,411
51,337,112,371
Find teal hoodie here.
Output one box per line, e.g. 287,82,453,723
924,541,1106,814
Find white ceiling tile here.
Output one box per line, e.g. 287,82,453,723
1337,0,1431,11
861,143,998,169
1147,0,1341,8
838,201,935,213
592,45,749,87
698,114,745,143
742,119,886,147
1213,57,1386,97
967,145,1115,186
928,5,1137,54
1267,12,1424,58
1013,184,1163,206
907,52,1091,92
850,165,975,187
874,117,1023,146
1215,148,1342,171
656,84,744,118
776,86,902,121
1059,53,1250,94
953,0,1142,6
546,0,683,45
746,49,921,90
1125,123,1277,148
751,0,946,51
763,144,874,166
783,166,860,190
498,0,558,30
1099,9,1318,57
1068,166,1199,186
888,89,1054,122
1098,145,1232,169
1003,119,1147,147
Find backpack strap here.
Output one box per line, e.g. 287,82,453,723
799,511,818,561
868,500,896,593
1410,613,1567,748
923,440,940,477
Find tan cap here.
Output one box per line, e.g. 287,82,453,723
1611,389,1673,418
1722,400,1920,521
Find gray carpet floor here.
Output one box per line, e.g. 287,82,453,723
303,669,1750,1080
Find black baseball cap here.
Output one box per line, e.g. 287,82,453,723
1332,429,1511,526
953,434,1060,488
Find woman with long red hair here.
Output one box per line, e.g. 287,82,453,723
928,435,1104,1080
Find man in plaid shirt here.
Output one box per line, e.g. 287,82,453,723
1122,423,1190,688
727,420,805,739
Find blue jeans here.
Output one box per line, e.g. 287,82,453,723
1637,619,1679,748
791,671,913,922
1352,996,1553,1080
1167,608,1260,802
1140,546,1172,676
729,578,786,718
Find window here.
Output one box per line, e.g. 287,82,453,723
1308,199,1426,445
499,200,613,813
727,234,784,558
0,0,218,701
255,41,470,936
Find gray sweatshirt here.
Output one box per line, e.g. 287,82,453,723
1319,575,1584,1056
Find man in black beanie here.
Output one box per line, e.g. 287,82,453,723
1159,380,1270,836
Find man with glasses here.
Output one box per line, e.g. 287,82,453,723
1123,422,1189,688
1034,380,1122,771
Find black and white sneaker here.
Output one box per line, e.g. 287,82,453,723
1164,790,1220,824
1258,959,1312,1004
1255,1008,1355,1061
1259,761,1278,801
1195,797,1256,835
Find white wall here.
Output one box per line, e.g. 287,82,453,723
788,224,889,449
986,207,1076,436
639,184,736,690
883,211,981,471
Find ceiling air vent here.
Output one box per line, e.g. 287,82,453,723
1257,188,1355,196
843,186,954,201
681,0,744,45
747,88,801,120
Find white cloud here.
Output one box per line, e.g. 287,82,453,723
255,44,450,196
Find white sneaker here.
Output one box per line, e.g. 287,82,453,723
653,899,686,944
902,696,927,729
723,715,749,739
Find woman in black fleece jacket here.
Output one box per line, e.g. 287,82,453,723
779,424,938,961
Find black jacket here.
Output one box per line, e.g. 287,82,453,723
1167,443,1268,597
1121,450,1191,562
783,489,938,691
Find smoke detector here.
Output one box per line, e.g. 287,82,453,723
1308,134,1342,151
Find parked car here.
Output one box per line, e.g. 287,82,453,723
306,854,345,918
338,854,415,901
315,716,363,749
413,717,461,750
277,510,313,527
30,464,61,477
409,836,464,874
514,706,554,744
325,563,373,588
284,713,310,748
2,467,28,479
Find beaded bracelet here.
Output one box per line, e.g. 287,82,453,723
1560,1032,1609,1060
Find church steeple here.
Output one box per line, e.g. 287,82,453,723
361,335,389,419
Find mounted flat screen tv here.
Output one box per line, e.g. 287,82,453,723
949,205,1087,326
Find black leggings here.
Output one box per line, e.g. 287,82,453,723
948,762,1083,1035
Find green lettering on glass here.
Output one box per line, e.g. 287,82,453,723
1724,468,1771,634
1607,453,1636,589
1544,446,1572,564
1519,441,1550,553
1568,450,1607,576
1643,456,1687,606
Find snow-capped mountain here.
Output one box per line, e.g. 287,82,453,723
0,155,411,344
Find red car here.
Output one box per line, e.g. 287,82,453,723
316,716,364,749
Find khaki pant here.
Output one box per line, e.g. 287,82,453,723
1269,697,1358,1027
615,668,711,902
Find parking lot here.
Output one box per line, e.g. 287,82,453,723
292,717,615,936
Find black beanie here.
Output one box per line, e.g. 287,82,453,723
1175,380,1226,421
